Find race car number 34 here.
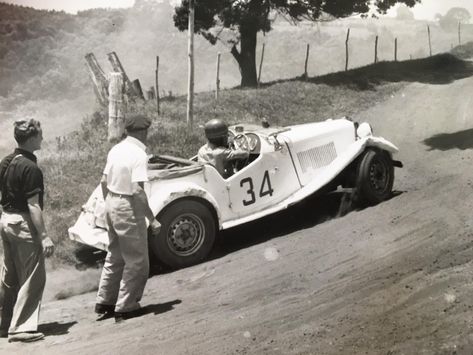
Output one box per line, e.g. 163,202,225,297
240,170,274,206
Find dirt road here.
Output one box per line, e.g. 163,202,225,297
3,75,473,354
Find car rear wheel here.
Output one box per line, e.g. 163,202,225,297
356,149,394,205
149,199,216,269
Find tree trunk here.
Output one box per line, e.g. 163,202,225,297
231,23,258,87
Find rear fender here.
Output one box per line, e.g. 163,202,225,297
148,183,222,229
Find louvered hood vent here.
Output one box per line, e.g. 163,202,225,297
296,142,337,173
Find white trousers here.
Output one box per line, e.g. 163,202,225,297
96,194,149,313
0,212,46,334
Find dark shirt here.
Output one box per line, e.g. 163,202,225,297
0,148,44,213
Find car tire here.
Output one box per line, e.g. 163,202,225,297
356,149,394,205
149,199,216,269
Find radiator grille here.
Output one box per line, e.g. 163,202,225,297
297,142,337,173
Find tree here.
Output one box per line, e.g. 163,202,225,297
396,4,414,21
436,7,471,32
173,0,421,87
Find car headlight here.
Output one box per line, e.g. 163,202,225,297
357,122,373,138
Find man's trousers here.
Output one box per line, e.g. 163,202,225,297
96,194,149,313
0,212,46,334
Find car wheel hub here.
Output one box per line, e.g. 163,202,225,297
369,159,388,193
168,214,205,256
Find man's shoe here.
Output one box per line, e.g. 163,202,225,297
114,308,144,323
95,303,115,321
96,311,114,321
8,332,44,343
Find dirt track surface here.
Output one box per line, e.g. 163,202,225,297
4,76,473,354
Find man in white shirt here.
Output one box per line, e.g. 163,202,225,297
95,114,161,322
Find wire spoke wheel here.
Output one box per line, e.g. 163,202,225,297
168,213,205,256
357,149,394,205
369,157,390,194
150,199,216,269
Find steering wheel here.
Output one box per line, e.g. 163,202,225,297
232,133,250,152
230,133,250,173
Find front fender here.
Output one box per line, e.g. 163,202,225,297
148,182,222,228
362,136,399,155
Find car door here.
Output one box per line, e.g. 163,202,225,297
225,141,300,218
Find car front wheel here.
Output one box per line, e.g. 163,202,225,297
149,199,216,269
356,149,394,205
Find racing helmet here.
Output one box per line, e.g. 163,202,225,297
204,119,228,140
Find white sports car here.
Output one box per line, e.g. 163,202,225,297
68,117,402,269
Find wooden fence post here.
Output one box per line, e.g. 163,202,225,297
85,53,108,107
258,43,265,87
155,56,160,115
108,72,125,142
107,51,139,100
345,28,350,71
215,52,221,100
427,25,432,57
304,43,310,79
374,35,378,63
187,0,195,131
394,38,397,62
132,79,144,100
147,86,156,100
458,21,462,46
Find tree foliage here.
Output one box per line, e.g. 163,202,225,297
396,4,415,21
436,7,471,32
173,0,421,86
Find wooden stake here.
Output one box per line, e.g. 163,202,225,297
345,28,350,71
258,43,265,87
394,38,397,62
374,35,378,63
107,51,138,100
304,43,310,79
215,52,221,100
458,21,461,46
147,87,156,100
155,56,160,115
85,53,108,107
108,72,125,142
132,79,144,100
427,25,432,57
187,0,195,131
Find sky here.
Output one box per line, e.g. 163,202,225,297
2,0,473,20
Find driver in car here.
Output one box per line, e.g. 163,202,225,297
198,119,249,178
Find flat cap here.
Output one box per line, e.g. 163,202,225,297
125,114,152,131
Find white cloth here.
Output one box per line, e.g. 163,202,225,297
103,136,148,195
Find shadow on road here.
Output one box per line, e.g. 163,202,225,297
74,245,106,269
38,321,77,336
210,191,357,260
141,299,182,316
423,128,473,151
